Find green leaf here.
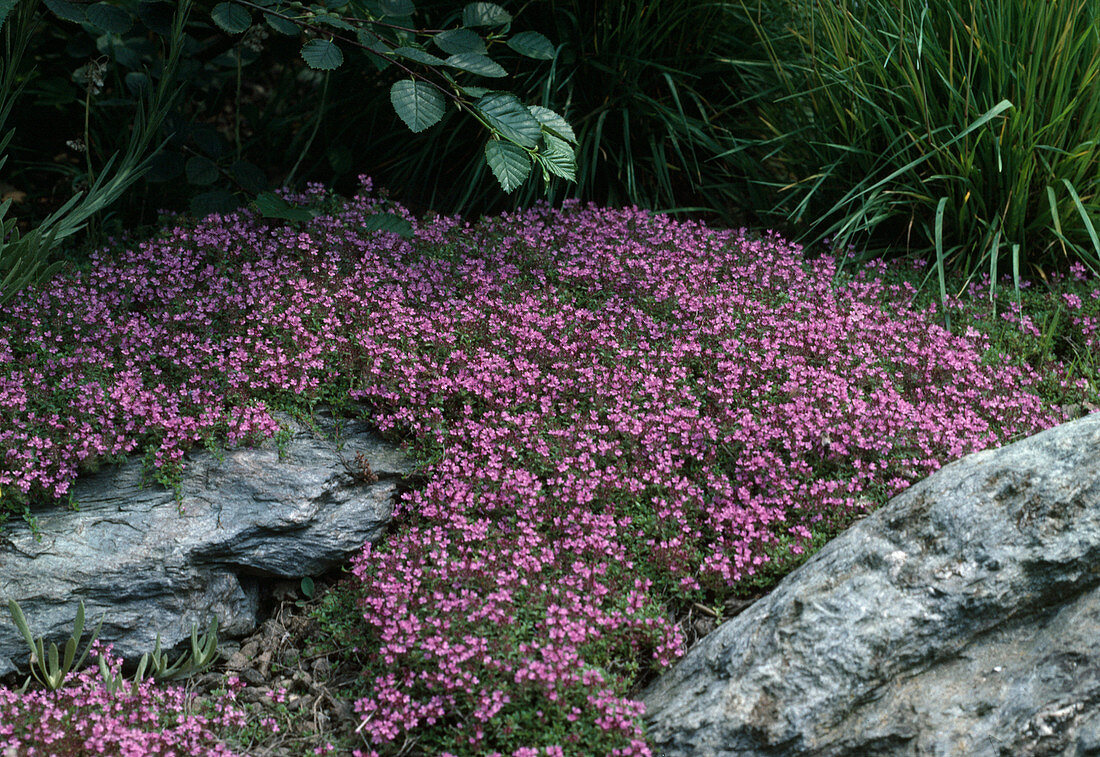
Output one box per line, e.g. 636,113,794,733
211,2,252,34
0,0,17,30
44,0,85,23
300,576,316,599
301,38,343,70
444,52,506,78
263,11,299,36
538,133,576,181
357,29,392,70
462,2,510,27
390,80,445,133
433,28,485,55
527,105,576,144
485,139,531,192
380,0,414,15
363,213,414,237
460,85,489,98
86,2,132,33
254,191,315,221
476,93,542,148
393,46,445,66
137,1,174,35
231,160,268,193
507,31,554,60
313,13,356,32
185,156,219,185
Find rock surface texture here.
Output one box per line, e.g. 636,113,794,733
0,409,412,678
643,413,1100,757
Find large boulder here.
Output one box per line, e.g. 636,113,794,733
643,413,1100,756
0,408,412,678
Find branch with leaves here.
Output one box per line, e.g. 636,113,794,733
209,0,578,193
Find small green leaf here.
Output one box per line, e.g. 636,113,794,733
477,93,542,148
433,28,485,55
86,2,132,33
301,38,343,70
507,31,554,60
185,156,219,185
393,46,445,66
300,576,316,599
264,11,299,36
390,80,445,133
363,212,414,237
211,2,251,34
485,139,531,192
380,0,415,15
43,0,85,23
538,132,576,181
462,2,510,27
527,105,576,144
460,85,489,98
445,52,506,78
254,191,315,221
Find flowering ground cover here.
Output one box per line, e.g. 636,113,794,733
1,179,1098,754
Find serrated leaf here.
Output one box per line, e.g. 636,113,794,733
433,28,485,55
462,2,510,27
445,52,506,78
137,1,174,35
485,139,531,193
254,191,315,221
363,213,414,237
86,2,132,33
393,46,445,66
357,29,392,70
390,79,445,133
185,156,219,185
477,93,542,148
313,13,356,32
538,132,576,181
527,104,576,144
301,38,343,70
507,31,555,60
380,0,414,15
190,190,239,217
43,0,85,23
460,85,489,98
211,2,251,33
264,11,299,35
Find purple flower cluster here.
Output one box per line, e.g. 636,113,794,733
0,649,255,756
0,179,1078,753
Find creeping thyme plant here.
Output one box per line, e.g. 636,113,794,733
2,179,1098,754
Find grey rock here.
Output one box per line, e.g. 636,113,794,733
643,413,1100,756
0,409,412,678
